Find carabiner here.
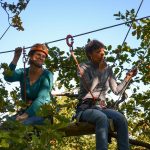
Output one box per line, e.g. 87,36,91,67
66,34,74,48
22,47,28,63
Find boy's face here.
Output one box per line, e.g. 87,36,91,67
89,47,105,64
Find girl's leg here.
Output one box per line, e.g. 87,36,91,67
22,116,45,125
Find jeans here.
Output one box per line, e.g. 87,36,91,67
80,108,130,150
7,114,45,125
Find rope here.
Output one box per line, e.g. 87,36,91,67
22,47,28,102
115,0,145,67
0,16,149,55
66,35,96,101
112,0,145,108
121,0,144,46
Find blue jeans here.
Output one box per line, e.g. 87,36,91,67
80,108,130,150
8,114,45,125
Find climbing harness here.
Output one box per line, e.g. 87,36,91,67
66,34,96,102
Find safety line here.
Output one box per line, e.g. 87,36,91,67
0,15,149,55
114,0,144,68
121,0,144,46
0,25,11,40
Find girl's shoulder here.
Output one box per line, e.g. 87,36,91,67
43,69,53,78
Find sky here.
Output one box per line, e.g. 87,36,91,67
0,0,149,94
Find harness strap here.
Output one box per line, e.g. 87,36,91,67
22,46,28,102
66,34,96,101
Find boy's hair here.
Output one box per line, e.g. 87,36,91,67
85,40,105,59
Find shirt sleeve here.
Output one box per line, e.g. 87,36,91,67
25,71,53,117
109,67,127,95
4,63,23,82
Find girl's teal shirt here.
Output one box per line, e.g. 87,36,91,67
4,63,53,117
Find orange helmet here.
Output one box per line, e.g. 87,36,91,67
29,43,48,57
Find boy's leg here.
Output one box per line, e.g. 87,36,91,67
102,109,130,150
80,109,109,150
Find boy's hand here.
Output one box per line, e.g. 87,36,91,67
125,68,137,81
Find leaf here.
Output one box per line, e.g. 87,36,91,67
107,45,112,50
0,139,9,148
106,56,115,62
132,30,136,36
113,13,119,16
132,22,136,29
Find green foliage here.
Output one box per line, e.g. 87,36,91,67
0,0,30,31
0,77,15,113
0,63,13,76
45,46,87,90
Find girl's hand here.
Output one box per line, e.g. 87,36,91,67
14,47,22,59
12,47,23,65
16,113,28,122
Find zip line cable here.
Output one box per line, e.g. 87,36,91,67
121,0,144,46
0,1,11,40
112,0,145,107
114,0,144,72
0,15,149,55
113,0,146,107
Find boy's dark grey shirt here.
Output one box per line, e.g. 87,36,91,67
78,61,127,101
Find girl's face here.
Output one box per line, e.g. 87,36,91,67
89,48,105,64
30,51,46,67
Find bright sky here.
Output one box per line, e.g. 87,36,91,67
0,0,149,94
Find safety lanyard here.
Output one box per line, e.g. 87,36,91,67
22,47,28,102
66,34,96,102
